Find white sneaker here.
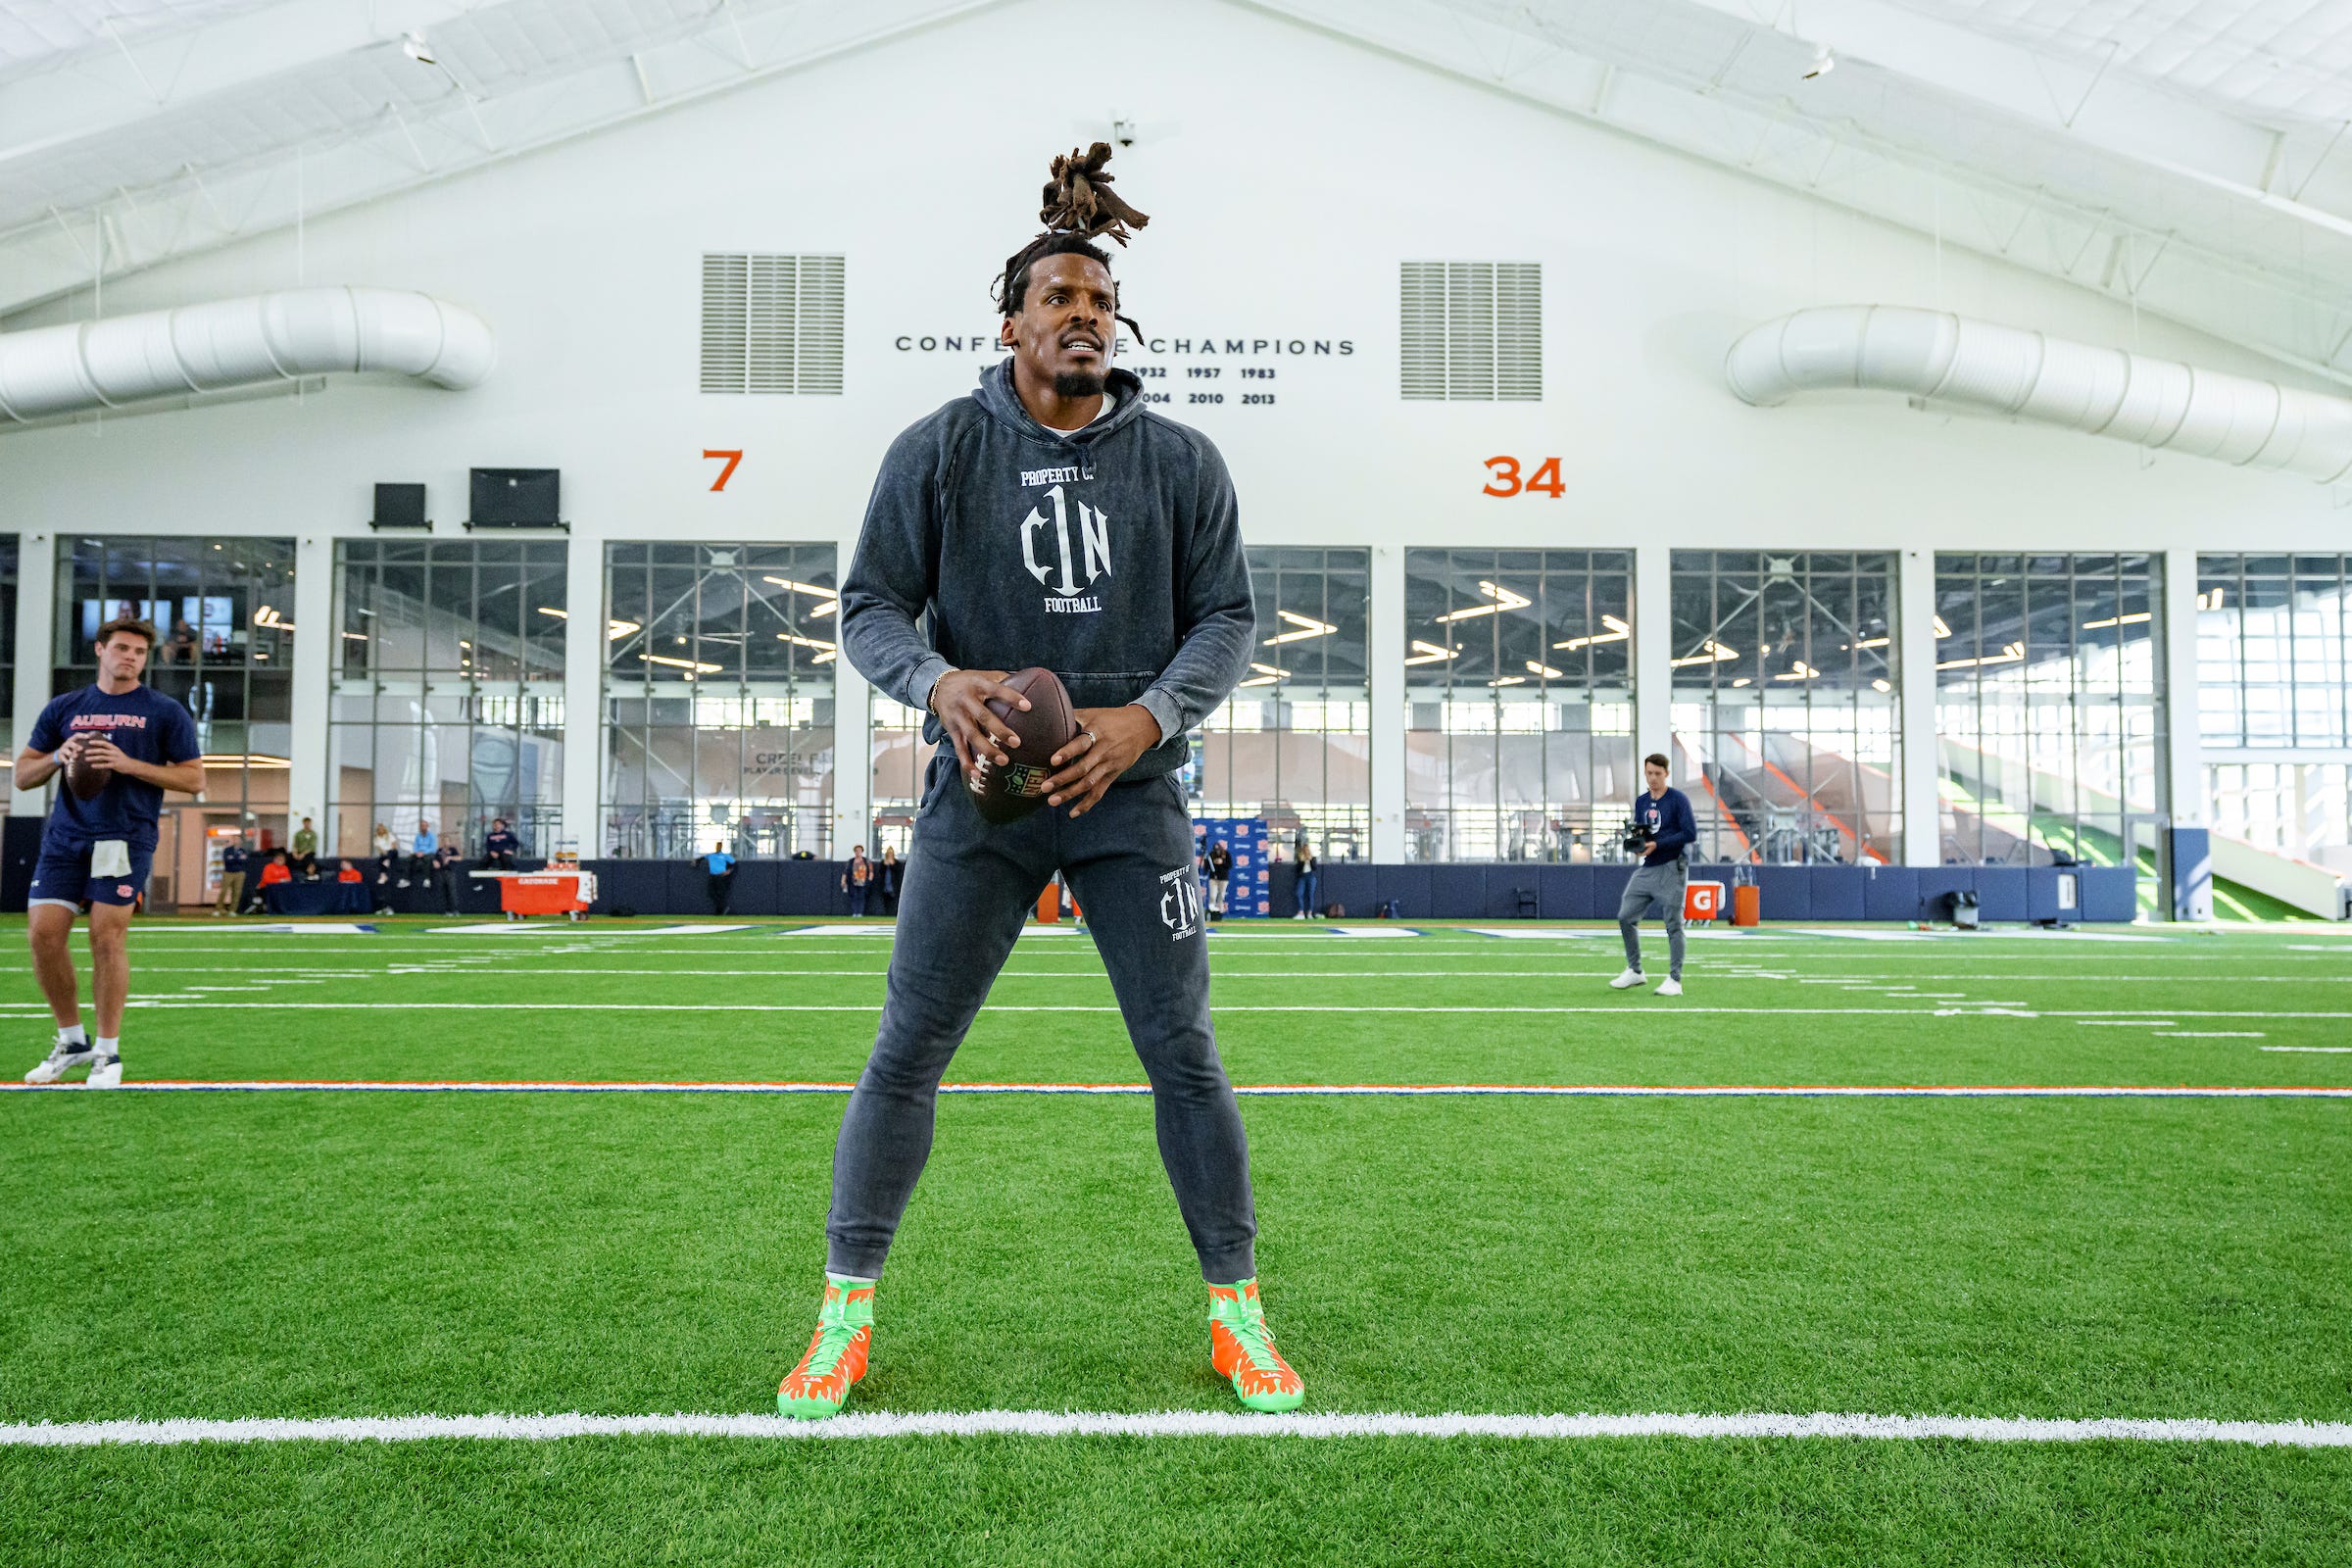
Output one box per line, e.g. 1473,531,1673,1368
1609,967,1647,990
25,1041,94,1084
1656,978,1683,998
86,1055,122,1089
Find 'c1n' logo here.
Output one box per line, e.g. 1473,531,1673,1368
1159,865,1201,941
1022,483,1111,612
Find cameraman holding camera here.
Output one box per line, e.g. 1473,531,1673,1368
1611,752,1696,998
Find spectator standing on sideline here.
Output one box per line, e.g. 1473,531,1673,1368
1204,840,1232,924
842,845,873,917
483,817,519,869
702,841,737,915
431,841,464,915
1292,839,1319,921
216,837,249,917
405,820,437,887
372,822,398,885
291,816,318,879
877,846,901,916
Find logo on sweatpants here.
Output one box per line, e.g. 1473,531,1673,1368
1159,866,1200,941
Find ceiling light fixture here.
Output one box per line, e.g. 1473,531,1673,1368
1803,44,1835,79
401,29,435,65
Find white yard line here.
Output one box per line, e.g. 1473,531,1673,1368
3,1408,2344,1448
7,1081,2345,1099
0,1002,2345,1019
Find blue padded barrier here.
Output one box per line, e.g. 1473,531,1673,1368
1756,865,1812,920
1808,865,1867,920
1862,865,1920,922
1591,864,1636,917
1375,864,1434,919
1429,865,1487,918
1320,864,1378,919
1973,866,2031,922
2082,866,2138,923
1540,865,1592,919
1912,868,1976,922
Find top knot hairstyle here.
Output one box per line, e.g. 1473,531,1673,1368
994,142,1150,340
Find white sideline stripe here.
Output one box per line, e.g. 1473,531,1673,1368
2263,1046,2352,1053
4,1408,2346,1449
2,1002,2346,1019
7,1081,2345,1099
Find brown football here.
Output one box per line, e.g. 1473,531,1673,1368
64,745,112,802
966,667,1080,825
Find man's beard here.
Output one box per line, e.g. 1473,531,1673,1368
1052,368,1108,399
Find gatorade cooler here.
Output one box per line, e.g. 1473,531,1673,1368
1731,884,1761,927
1685,880,1726,924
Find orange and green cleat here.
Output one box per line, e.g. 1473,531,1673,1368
777,1275,874,1420
1208,1278,1304,1413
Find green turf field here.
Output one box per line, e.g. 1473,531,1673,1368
2,917,2347,1565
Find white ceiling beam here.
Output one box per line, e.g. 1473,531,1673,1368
1235,0,2352,384
0,1,489,168
0,0,1013,319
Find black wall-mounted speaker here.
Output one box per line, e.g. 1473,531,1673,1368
371,483,428,530
468,467,563,529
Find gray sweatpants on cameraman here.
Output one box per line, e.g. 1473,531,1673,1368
1618,858,1688,981
825,752,1256,1284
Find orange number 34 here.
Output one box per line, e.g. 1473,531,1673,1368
1484,456,1564,498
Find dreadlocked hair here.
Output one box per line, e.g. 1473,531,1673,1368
993,141,1149,340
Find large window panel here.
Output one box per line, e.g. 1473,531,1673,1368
2198,554,2352,871
1667,552,1900,864
332,540,567,859
1191,547,1371,858
1935,554,2165,895
603,543,837,858
1404,549,1634,862
52,534,298,905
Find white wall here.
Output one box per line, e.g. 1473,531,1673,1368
6,0,2340,853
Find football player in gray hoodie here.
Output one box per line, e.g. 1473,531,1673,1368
778,147,1303,1419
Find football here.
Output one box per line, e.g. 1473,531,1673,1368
966,666,1080,825
64,743,113,802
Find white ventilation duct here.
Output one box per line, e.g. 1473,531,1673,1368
1725,305,2352,484
0,286,495,423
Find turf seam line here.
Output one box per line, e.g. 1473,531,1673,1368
7,1081,2346,1098
5,1410,2346,1447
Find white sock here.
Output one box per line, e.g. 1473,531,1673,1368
95,1037,119,1058
58,1025,86,1048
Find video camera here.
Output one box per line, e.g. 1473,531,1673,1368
1619,817,1653,857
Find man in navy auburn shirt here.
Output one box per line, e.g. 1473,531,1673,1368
15,618,204,1087
1611,751,1698,999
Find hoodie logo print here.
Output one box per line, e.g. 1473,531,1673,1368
1021,483,1111,612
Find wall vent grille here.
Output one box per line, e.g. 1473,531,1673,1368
1400,262,1541,401
701,254,844,394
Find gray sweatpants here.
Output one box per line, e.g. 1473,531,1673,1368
1618,858,1688,981
825,753,1255,1283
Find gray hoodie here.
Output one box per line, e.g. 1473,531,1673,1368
840,359,1255,780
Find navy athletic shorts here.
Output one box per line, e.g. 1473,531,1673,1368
28,842,155,909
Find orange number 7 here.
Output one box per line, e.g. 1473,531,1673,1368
704,449,744,492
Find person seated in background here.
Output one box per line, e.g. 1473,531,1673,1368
290,815,318,880
336,859,364,884
216,836,249,917
163,618,198,665
405,820,437,888
483,817,519,869
371,822,398,885
257,850,293,902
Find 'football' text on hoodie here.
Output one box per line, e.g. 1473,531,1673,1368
840,360,1255,780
